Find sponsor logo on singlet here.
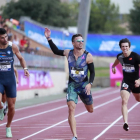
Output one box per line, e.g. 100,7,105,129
7,51,11,55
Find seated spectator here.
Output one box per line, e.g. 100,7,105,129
3,25,8,32
12,34,19,48
20,36,26,52
24,38,30,53
7,28,13,41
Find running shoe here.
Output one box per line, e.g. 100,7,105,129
123,123,129,131
71,136,77,140
0,102,4,121
6,127,12,138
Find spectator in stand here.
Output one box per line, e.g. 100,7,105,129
12,35,19,48
7,28,13,41
24,38,30,53
20,35,26,52
3,25,8,32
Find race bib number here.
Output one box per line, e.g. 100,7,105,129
0,62,11,71
71,67,84,77
122,83,129,88
123,64,135,73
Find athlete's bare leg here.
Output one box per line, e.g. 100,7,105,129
6,97,16,127
84,104,94,113
67,101,77,138
132,93,140,102
120,90,130,123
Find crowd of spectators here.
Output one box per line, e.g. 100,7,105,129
0,16,47,55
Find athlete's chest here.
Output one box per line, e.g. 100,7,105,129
122,56,138,73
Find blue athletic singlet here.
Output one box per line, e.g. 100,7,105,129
0,41,16,98
67,50,93,105
68,50,88,83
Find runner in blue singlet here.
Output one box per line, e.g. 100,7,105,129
0,28,29,138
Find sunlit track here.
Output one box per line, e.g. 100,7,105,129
15,87,114,112
0,87,139,140
20,97,121,140
93,102,140,140
0,88,119,127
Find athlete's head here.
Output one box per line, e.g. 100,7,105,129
119,38,131,54
119,38,131,48
0,28,8,45
72,34,84,50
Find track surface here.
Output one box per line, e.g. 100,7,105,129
0,87,140,140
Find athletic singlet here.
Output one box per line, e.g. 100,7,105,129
117,52,140,83
68,50,88,82
0,41,14,77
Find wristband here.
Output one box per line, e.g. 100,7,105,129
24,68,28,70
89,82,93,86
46,37,50,39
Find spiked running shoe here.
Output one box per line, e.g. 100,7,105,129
0,102,4,121
72,136,77,140
123,123,129,131
6,127,12,138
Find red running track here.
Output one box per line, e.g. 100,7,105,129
0,87,140,140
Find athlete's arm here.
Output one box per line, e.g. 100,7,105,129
14,66,19,84
85,53,95,95
12,44,29,77
112,59,119,74
44,28,70,58
86,53,95,84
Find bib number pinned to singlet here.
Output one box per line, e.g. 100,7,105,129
0,62,11,71
71,67,84,77
122,83,129,88
122,64,135,73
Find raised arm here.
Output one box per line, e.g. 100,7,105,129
44,28,70,57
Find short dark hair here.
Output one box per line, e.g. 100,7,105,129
119,38,131,48
0,28,7,35
72,34,82,42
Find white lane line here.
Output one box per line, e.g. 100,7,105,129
20,97,121,140
16,87,114,111
0,105,67,127
93,102,139,140
0,89,119,127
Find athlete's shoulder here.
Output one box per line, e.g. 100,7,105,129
117,52,123,58
131,51,139,56
84,50,89,55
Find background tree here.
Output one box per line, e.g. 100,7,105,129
129,0,140,34
89,0,126,34
1,0,78,28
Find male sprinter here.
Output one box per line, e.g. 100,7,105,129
44,28,95,140
0,28,29,137
112,38,140,131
